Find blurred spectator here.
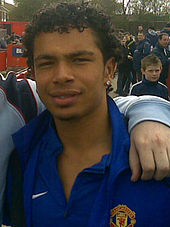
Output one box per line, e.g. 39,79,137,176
20,32,25,43
161,22,170,36
124,32,137,84
129,54,169,101
133,31,151,81
137,25,144,33
5,34,11,45
152,33,170,85
116,36,132,95
118,29,124,40
146,26,158,48
9,32,21,44
0,36,7,49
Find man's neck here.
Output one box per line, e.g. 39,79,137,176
55,99,112,201
54,101,112,154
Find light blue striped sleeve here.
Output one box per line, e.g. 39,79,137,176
113,95,170,132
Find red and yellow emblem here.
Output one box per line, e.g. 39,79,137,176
110,205,136,227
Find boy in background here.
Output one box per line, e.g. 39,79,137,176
129,54,169,100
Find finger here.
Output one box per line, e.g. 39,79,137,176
153,148,170,180
139,148,155,181
129,142,142,182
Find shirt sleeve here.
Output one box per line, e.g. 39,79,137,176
27,79,45,115
113,95,170,132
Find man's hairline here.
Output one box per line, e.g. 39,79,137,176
31,27,111,69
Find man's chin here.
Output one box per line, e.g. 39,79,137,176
53,113,79,122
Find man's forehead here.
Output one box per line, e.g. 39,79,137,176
34,28,99,47
162,35,168,39
33,28,102,58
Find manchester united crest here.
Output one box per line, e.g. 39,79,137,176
110,205,136,227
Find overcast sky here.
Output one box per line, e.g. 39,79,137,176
5,0,14,4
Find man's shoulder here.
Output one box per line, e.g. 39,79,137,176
0,73,44,123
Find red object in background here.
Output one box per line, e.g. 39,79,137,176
166,65,170,97
0,21,28,36
0,51,7,71
7,44,27,68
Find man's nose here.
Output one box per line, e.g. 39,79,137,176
52,61,74,84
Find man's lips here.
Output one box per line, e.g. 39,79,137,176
50,90,81,106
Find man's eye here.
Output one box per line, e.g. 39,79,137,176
38,62,54,67
73,58,90,63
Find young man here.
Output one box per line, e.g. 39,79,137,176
152,33,170,85
4,3,170,227
133,31,151,81
129,54,169,100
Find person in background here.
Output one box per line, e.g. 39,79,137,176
9,32,21,44
146,26,158,49
0,36,7,49
129,54,169,100
124,32,137,84
117,29,124,40
3,3,170,227
116,36,132,95
137,25,144,34
161,22,170,36
152,33,170,85
133,31,151,81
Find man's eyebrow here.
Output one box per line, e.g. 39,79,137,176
34,51,95,62
67,51,95,58
34,55,56,62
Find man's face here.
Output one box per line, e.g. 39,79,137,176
121,37,127,45
125,34,130,41
137,33,145,42
138,26,143,31
159,35,169,48
142,65,162,82
33,29,115,122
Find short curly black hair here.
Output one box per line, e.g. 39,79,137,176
23,2,122,69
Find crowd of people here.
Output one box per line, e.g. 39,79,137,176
115,23,170,99
0,31,24,49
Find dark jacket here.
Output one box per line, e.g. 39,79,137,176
133,39,151,72
152,43,170,83
118,45,131,73
129,78,169,101
126,39,136,55
146,30,158,48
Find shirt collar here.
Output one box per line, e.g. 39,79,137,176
43,96,130,171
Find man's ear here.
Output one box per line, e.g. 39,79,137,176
104,57,117,82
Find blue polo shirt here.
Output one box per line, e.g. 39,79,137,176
6,97,170,227
32,121,111,227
